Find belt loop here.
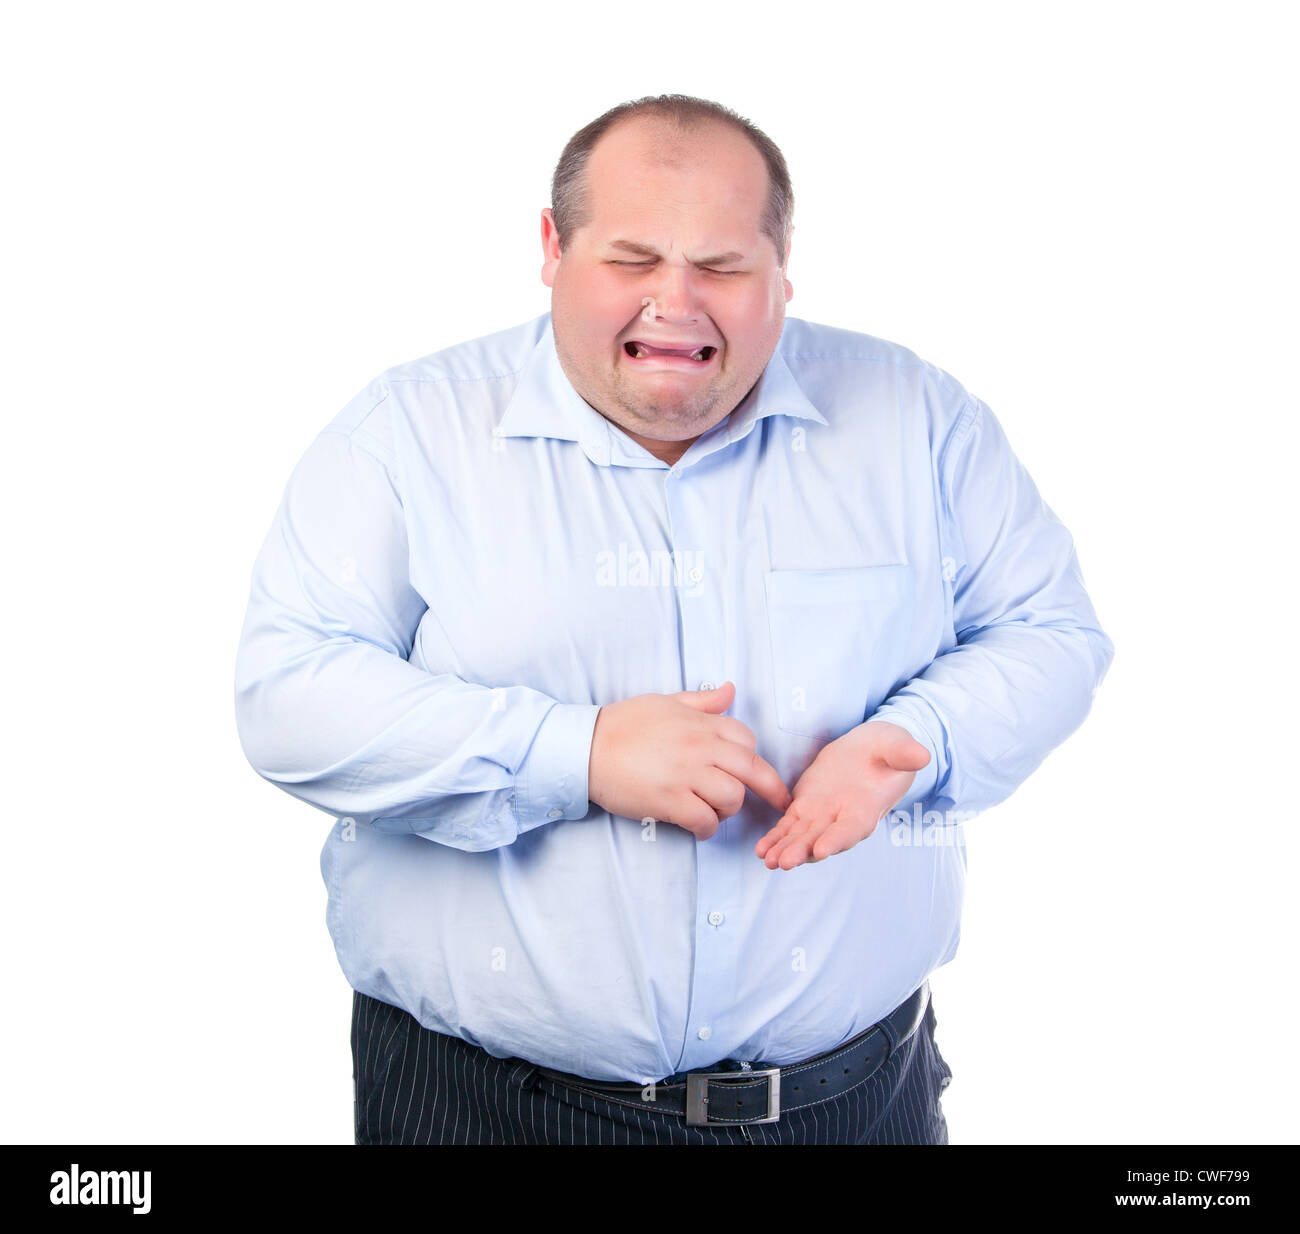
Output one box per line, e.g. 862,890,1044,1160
879,980,928,1053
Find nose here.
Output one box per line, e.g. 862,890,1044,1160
642,264,703,325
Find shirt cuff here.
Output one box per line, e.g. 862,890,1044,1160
512,702,602,831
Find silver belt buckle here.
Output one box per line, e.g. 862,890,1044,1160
685,1067,781,1126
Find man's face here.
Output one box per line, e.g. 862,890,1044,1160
541,118,793,465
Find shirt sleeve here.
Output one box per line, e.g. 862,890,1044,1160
233,424,599,852
866,395,1114,820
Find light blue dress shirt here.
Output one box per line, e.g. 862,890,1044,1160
234,311,1113,1083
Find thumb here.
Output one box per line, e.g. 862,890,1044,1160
875,727,931,773
673,681,736,713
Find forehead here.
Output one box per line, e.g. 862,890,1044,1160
581,119,769,243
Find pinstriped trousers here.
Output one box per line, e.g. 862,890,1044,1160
351,990,954,1145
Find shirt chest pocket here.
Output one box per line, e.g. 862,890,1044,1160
763,564,913,740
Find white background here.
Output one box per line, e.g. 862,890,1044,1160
2,0,1295,1145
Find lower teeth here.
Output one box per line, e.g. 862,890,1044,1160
631,347,708,361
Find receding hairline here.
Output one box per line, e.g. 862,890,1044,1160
594,112,757,168
572,115,776,256
549,94,794,264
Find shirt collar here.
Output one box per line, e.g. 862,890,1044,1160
497,313,828,468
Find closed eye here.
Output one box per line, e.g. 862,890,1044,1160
609,261,743,275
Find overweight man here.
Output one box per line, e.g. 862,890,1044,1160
234,93,1113,1145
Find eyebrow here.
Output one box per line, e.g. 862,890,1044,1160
605,239,747,266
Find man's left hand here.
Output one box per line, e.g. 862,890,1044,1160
755,721,931,870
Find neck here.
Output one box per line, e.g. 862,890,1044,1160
620,426,701,467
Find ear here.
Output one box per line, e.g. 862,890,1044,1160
783,228,794,302
540,208,562,288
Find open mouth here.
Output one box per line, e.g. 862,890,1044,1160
623,340,717,366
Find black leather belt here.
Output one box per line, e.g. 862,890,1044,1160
534,980,929,1126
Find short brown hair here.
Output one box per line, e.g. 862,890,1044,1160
549,94,794,265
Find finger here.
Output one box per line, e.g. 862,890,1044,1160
665,792,722,838
689,766,748,823
711,713,758,750
673,681,735,714
712,741,792,814
873,727,931,773
768,829,817,871
754,800,808,856
754,811,796,857
761,798,853,868
758,810,814,867
807,810,868,861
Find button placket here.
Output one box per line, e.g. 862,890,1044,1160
664,466,744,1072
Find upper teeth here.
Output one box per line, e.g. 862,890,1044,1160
633,343,708,360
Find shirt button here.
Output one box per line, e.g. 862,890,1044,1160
707,910,724,926
546,808,562,819
698,680,716,691
697,1026,712,1041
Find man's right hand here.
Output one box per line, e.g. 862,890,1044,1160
587,681,791,839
